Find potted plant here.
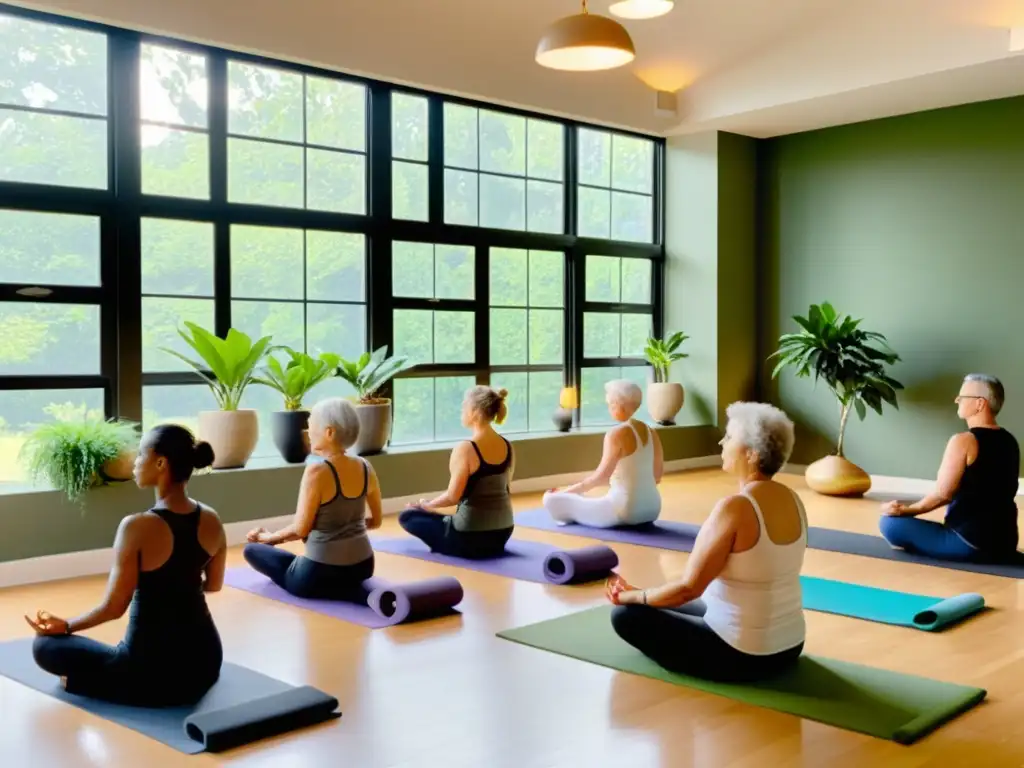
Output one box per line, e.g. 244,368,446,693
18,419,139,504
644,331,690,425
161,322,273,469
335,346,417,455
253,347,340,463
769,302,903,497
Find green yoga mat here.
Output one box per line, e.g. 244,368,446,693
800,577,985,631
497,606,985,744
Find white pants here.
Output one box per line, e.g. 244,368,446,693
542,489,662,529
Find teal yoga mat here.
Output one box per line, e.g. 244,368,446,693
800,577,985,631
498,606,987,744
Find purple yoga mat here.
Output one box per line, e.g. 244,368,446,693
224,568,463,629
371,537,619,585
514,507,700,552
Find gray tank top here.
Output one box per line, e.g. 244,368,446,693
452,439,514,532
304,456,373,566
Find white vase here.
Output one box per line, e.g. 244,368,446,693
352,400,392,456
197,409,259,469
647,382,685,425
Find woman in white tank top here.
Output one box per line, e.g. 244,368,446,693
543,379,663,528
606,402,807,682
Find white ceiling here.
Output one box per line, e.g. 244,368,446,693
14,0,1024,137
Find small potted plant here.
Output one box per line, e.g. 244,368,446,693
769,302,903,497
254,347,341,463
644,331,690,425
19,418,139,504
161,322,273,469
335,346,417,455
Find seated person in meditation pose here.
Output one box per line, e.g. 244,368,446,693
244,397,383,598
879,373,1020,562
607,402,806,683
27,425,227,706
543,379,663,528
399,386,515,559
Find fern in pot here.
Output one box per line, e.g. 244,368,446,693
335,346,417,455
769,302,903,497
19,419,139,503
253,348,340,463
644,331,690,425
161,323,273,470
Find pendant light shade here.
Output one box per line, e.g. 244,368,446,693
536,0,636,72
608,0,674,20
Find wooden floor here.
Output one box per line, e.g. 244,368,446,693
2,468,1024,767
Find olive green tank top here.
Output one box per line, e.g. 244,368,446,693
451,438,514,532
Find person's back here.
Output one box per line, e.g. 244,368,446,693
945,427,1020,554
305,455,373,566
608,420,661,517
702,482,806,655
452,434,514,532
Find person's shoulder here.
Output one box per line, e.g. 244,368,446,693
196,502,221,522
710,493,755,526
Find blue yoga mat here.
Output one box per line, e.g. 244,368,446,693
799,577,985,631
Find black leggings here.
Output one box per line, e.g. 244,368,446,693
32,633,221,707
399,509,514,560
611,600,803,683
243,543,375,601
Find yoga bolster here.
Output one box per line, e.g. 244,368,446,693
543,545,620,585
183,685,340,752
363,576,464,624
913,592,985,630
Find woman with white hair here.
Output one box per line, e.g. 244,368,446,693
542,378,663,528
607,402,807,683
243,397,383,599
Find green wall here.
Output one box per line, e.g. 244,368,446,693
760,96,1024,478
0,425,719,563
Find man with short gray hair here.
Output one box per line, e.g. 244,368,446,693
879,374,1020,561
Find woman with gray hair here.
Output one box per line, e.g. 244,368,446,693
243,397,383,599
542,378,663,528
607,402,807,683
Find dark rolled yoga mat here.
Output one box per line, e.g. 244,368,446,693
543,545,621,585
183,685,340,752
363,576,464,623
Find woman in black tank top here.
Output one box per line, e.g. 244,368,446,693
26,425,227,706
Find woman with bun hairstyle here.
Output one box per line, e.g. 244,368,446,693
399,386,516,559
26,424,226,706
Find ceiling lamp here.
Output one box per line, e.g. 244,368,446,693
536,0,636,72
609,0,674,19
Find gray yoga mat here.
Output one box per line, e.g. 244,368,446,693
0,638,340,754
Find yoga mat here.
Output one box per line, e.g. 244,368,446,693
497,606,986,745
800,577,985,631
224,568,463,629
516,507,1024,578
0,638,340,754
371,537,618,584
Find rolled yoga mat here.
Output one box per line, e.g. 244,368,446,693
496,606,986,745
515,507,1024,578
371,536,619,585
0,638,340,754
224,567,463,629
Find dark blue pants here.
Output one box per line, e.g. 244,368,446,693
878,516,977,561
398,509,513,560
610,600,803,683
243,543,374,601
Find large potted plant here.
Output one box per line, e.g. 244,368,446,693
161,323,273,469
253,347,340,463
19,419,139,504
335,346,417,455
644,331,690,425
769,302,903,497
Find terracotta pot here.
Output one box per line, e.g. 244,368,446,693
352,400,392,456
99,448,136,483
804,454,872,497
197,409,259,469
272,410,311,464
647,382,684,425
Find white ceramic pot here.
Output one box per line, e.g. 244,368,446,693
352,400,392,456
198,409,259,469
647,382,684,425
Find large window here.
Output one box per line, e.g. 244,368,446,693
0,5,664,479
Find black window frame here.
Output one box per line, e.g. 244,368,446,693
0,2,665,454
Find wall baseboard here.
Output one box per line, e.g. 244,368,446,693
0,455,723,589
